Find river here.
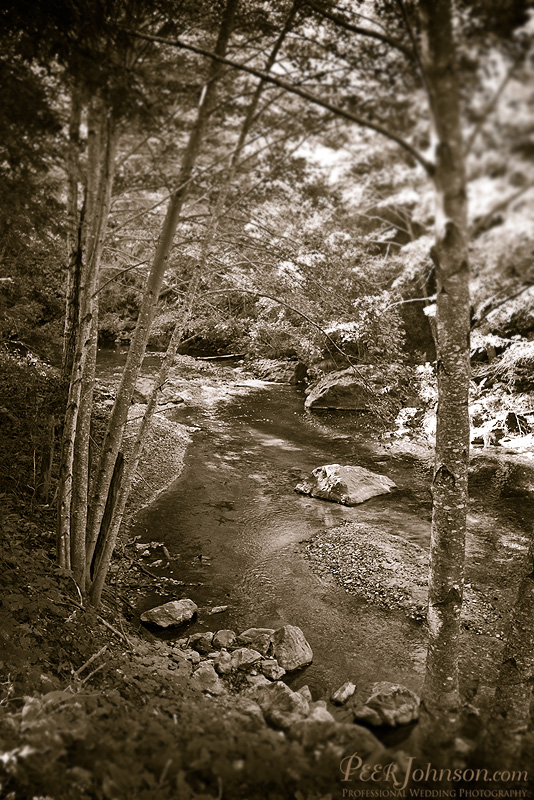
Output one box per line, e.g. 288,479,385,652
98,353,533,704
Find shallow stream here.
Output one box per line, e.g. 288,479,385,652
98,353,533,701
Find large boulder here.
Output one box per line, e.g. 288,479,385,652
305,368,373,410
295,464,396,506
246,680,310,729
140,599,197,628
252,359,307,384
352,682,420,727
270,625,313,672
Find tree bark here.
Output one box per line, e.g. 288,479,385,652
62,89,83,383
85,0,239,579
57,98,117,582
417,0,471,754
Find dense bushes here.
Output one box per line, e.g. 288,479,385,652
0,348,63,500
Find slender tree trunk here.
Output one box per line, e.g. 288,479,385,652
88,285,198,606
71,107,117,590
486,543,534,767
62,89,83,383
85,0,239,579
417,0,471,754
57,99,117,581
88,9,298,602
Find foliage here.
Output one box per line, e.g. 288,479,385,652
0,349,63,499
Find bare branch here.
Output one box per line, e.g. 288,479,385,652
471,182,534,237
465,60,517,157
121,27,433,174
305,1,413,59
471,283,534,330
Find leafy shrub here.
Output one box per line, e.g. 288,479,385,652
0,348,63,499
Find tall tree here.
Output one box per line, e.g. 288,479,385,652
85,0,240,591
416,0,470,753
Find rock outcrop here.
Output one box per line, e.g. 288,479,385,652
305,368,374,410
252,359,307,384
295,464,396,505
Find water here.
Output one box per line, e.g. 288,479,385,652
100,353,532,701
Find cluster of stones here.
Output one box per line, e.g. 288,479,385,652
175,623,314,699
140,599,420,757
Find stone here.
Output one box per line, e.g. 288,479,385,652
225,697,265,731
191,662,226,695
230,647,263,671
188,632,214,654
331,681,356,705
237,628,275,656
245,674,271,687
288,718,382,758
260,659,286,680
213,650,234,675
246,680,310,730
295,464,396,506
304,368,376,410
270,625,313,672
170,648,199,667
297,685,312,701
307,706,335,723
253,359,307,384
212,629,237,649
140,599,197,628
353,682,420,727
208,605,229,615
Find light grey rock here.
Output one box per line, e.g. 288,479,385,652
297,685,312,701
304,368,372,410
307,706,335,723
237,628,275,656
208,605,229,615
353,682,420,727
212,629,237,649
245,674,271,687
260,659,286,680
271,625,313,672
213,650,234,675
295,464,396,506
331,681,357,705
140,599,198,628
191,662,226,695
246,680,310,730
231,647,263,671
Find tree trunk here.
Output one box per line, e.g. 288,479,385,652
486,543,534,767
85,0,239,579
57,98,117,583
62,89,83,383
88,290,197,606
417,0,471,753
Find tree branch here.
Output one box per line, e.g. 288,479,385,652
305,1,413,59
471,182,534,238
471,283,534,330
121,27,433,174
465,60,518,157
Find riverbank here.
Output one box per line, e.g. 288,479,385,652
2,351,534,798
